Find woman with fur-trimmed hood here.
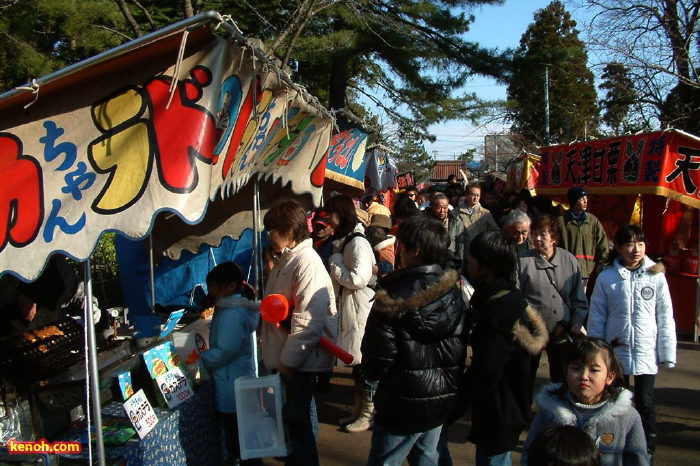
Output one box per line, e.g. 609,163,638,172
464,230,549,465
361,215,468,465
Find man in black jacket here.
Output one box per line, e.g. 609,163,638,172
361,215,468,465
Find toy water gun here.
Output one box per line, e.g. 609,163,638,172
260,294,354,365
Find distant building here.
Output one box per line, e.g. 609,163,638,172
430,161,468,183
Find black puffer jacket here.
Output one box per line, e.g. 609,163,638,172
465,280,549,454
360,265,467,434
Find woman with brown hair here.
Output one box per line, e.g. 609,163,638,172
261,199,338,466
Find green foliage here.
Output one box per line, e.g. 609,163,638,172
0,0,128,90
506,1,599,145
598,62,636,134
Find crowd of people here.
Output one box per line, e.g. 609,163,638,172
201,182,676,466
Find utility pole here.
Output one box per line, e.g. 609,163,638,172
494,140,499,171
544,65,550,145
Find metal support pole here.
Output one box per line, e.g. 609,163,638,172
149,235,156,314
253,179,261,298
84,261,106,466
696,213,699,342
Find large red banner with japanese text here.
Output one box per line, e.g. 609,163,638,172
0,33,333,280
537,130,700,209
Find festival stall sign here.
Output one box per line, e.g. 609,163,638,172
506,152,541,193
323,119,370,195
364,144,398,209
364,145,398,194
536,129,700,209
0,12,334,281
396,171,416,192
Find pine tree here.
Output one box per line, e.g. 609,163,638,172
506,1,599,146
599,62,637,134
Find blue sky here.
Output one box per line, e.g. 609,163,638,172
425,0,563,159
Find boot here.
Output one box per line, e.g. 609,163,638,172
344,390,374,433
339,382,363,425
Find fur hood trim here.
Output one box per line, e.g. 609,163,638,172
614,255,665,277
512,305,549,355
536,383,635,426
648,260,665,274
373,236,396,251
373,269,460,318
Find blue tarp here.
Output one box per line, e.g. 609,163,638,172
116,230,259,317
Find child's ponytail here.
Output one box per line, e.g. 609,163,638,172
207,261,253,299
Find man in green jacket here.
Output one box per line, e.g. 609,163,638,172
557,186,609,290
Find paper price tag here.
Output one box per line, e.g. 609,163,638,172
155,366,193,409
123,389,158,439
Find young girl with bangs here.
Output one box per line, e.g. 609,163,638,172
522,337,649,466
588,224,676,459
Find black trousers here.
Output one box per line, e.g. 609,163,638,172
624,374,657,453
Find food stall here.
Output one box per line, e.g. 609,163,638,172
535,129,700,341
0,10,334,464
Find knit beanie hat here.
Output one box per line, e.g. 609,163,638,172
567,186,587,206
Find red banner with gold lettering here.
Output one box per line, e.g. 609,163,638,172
537,130,700,209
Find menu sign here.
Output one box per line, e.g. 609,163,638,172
123,389,158,439
155,366,194,409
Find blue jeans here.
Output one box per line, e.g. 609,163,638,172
407,425,452,465
475,445,512,466
367,423,441,466
284,372,319,466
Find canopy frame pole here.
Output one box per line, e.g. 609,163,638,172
84,260,106,466
253,179,261,297
149,235,156,314
696,212,699,342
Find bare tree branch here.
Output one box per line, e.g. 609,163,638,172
114,0,142,37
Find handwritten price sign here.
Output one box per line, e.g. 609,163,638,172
155,366,193,409
123,389,158,439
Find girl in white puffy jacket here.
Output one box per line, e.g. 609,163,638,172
588,224,676,459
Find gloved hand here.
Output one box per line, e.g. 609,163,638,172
660,361,676,369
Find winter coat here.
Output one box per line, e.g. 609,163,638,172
523,383,649,466
518,247,588,333
458,202,499,264
361,266,467,434
558,210,609,279
261,238,338,373
200,294,259,413
328,223,376,365
465,281,548,453
588,256,676,375
424,209,465,266
374,236,396,266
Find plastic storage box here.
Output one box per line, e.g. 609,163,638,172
234,374,289,459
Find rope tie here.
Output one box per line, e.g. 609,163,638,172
15,79,40,109
283,87,290,139
251,49,259,122
166,29,190,109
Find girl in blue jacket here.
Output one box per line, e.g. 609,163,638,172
200,261,262,465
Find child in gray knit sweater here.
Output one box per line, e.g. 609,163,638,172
522,337,649,466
